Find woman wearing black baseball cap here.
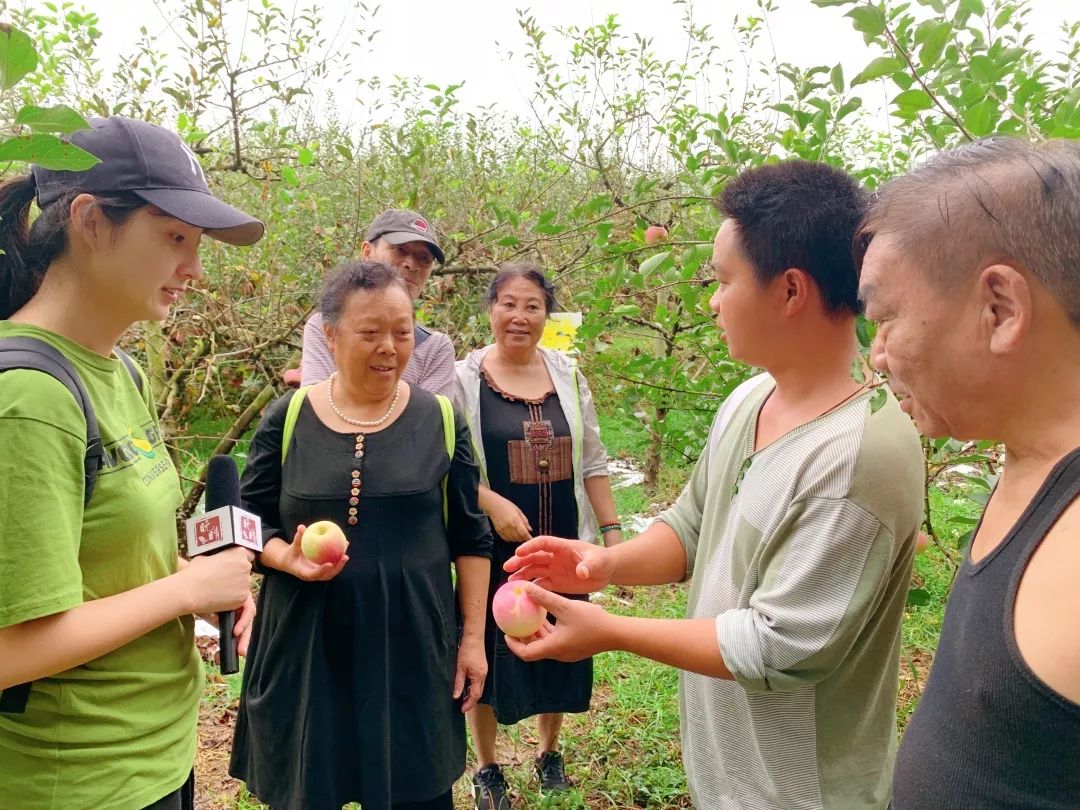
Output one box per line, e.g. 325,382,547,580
0,117,262,810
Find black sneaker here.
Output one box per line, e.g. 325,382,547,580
535,750,571,792
473,764,512,810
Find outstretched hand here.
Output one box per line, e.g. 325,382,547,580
503,535,613,593
502,582,616,663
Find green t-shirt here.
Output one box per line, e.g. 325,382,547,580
0,323,201,809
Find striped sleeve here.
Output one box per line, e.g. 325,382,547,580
300,313,335,386
413,332,457,396
716,495,893,692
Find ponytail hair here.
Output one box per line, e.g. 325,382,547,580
0,176,146,319
0,175,42,319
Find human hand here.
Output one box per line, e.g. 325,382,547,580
181,547,252,614
486,494,532,543
502,582,615,663
235,592,256,656
279,524,350,582
453,635,488,713
504,535,613,593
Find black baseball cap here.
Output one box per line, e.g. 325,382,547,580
31,116,264,246
366,209,444,264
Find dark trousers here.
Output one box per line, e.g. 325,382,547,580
142,770,194,810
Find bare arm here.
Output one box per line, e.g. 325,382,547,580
607,520,687,585
454,555,491,711
505,584,733,679
608,615,733,678
455,555,490,642
584,474,623,546
0,549,251,690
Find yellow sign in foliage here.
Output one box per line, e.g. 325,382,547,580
540,312,582,353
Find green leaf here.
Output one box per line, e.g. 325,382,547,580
811,0,858,6
869,387,887,413
855,315,877,348
281,166,299,187
962,99,996,136
639,250,672,276
968,55,999,85
830,63,845,94
297,146,314,166
0,134,100,170
919,21,951,67
959,0,985,14
846,5,887,37
851,56,905,86
14,105,91,134
850,357,867,384
907,587,931,607
612,303,641,317
893,88,934,112
0,24,38,91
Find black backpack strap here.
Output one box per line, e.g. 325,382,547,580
0,337,102,506
0,337,102,714
114,347,144,395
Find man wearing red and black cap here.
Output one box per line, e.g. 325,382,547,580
300,209,455,395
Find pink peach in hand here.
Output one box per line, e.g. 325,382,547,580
492,582,547,638
301,520,349,565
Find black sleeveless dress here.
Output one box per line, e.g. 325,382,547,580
230,390,492,810
475,370,593,725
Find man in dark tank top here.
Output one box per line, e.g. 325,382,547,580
857,137,1080,808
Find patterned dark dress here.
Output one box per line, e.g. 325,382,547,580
229,389,492,810
476,369,593,725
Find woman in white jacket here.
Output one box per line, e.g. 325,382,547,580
453,263,622,808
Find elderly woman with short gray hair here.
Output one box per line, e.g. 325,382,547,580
231,260,492,810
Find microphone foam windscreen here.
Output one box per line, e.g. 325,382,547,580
204,454,242,511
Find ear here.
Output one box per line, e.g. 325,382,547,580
323,320,337,356
977,264,1030,355
360,240,375,260
780,268,813,315
67,193,105,248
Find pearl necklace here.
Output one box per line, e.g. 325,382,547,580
327,372,401,427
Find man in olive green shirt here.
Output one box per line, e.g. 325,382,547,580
504,161,924,808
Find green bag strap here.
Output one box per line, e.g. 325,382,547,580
435,394,455,525
281,388,454,524
281,386,310,465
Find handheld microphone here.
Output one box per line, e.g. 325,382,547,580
184,454,263,674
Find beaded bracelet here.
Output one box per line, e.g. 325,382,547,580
599,522,623,534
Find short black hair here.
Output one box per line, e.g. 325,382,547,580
319,260,411,326
716,160,868,315
486,262,557,313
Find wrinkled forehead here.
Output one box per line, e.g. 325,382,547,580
858,234,909,309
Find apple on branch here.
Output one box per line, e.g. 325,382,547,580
644,225,668,245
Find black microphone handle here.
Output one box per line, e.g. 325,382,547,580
218,609,239,675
